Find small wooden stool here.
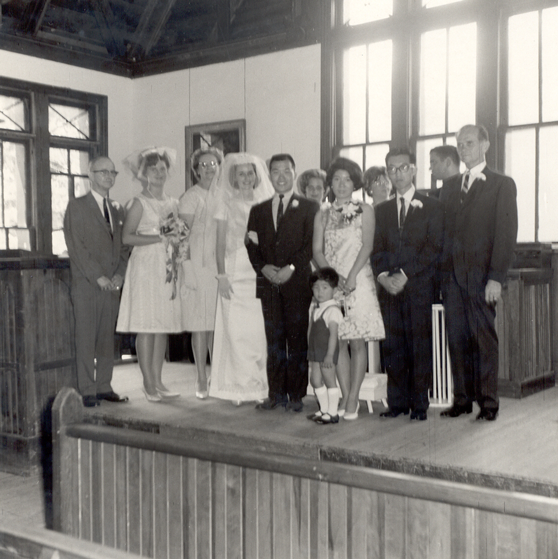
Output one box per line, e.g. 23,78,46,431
359,372,388,413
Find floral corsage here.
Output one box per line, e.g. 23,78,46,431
410,199,423,209
336,200,363,224
160,213,190,300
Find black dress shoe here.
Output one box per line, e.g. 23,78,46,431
440,403,473,418
380,408,409,418
83,395,99,407
476,409,498,421
256,398,287,411
315,413,339,424
307,411,322,421
288,400,304,413
97,391,129,403
410,410,427,421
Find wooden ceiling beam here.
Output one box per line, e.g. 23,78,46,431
127,0,177,61
93,0,128,58
18,0,51,36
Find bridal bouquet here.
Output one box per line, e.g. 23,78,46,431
160,213,190,299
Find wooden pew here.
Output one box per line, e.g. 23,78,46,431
52,387,558,559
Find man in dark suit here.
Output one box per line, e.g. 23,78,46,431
64,156,128,407
372,147,443,421
439,124,518,421
246,153,318,412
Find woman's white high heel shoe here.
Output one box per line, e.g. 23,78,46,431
343,402,360,421
157,388,180,399
142,387,162,403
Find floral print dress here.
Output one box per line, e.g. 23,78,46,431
324,199,385,341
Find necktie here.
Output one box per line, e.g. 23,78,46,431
460,172,470,203
277,194,284,227
399,197,406,230
103,198,112,231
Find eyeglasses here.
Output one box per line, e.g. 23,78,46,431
198,161,218,169
387,164,414,175
92,170,118,178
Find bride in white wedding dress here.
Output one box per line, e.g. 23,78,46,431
208,153,274,405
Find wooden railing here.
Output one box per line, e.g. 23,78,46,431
0,520,141,559
52,387,558,559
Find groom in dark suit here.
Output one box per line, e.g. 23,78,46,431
439,124,518,421
64,156,129,407
246,154,318,411
372,147,443,421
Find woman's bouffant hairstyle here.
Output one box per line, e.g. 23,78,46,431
143,152,171,170
190,147,224,181
230,162,260,190
309,266,340,289
326,157,364,191
297,169,327,196
363,166,388,187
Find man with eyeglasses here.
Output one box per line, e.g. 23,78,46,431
439,124,518,422
372,147,443,421
64,156,129,407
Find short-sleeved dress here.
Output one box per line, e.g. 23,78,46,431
178,185,218,332
323,200,385,341
116,193,182,333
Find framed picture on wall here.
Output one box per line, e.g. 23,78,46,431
185,119,246,189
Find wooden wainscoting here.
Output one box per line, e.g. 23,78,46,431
52,388,558,559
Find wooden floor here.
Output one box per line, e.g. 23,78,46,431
2,360,558,530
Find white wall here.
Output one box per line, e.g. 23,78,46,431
1,44,322,203
132,45,322,201
0,50,135,203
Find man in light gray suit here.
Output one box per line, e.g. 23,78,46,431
64,156,128,407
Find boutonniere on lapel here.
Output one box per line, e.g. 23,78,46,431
291,199,299,209
476,172,487,182
410,199,423,210
336,200,363,224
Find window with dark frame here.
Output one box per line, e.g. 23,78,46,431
323,0,558,241
0,78,107,255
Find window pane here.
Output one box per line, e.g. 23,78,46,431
51,174,69,231
505,128,535,242
447,23,476,131
0,95,28,132
74,177,90,198
344,0,392,26
364,143,390,171
50,147,69,174
508,12,539,126
343,45,367,145
542,7,558,122
338,146,364,171
420,28,447,135
70,149,89,175
423,0,462,7
52,230,67,256
1,142,27,228
49,103,91,139
10,229,30,251
538,126,558,241
368,41,392,142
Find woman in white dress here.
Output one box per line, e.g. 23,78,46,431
117,147,182,402
209,153,273,405
179,147,223,399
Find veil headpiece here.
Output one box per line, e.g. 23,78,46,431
207,152,274,218
122,146,177,182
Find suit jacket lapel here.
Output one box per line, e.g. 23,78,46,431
86,191,112,237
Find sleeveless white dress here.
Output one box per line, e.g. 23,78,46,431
116,193,182,333
209,195,268,402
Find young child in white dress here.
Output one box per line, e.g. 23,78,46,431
307,267,344,424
